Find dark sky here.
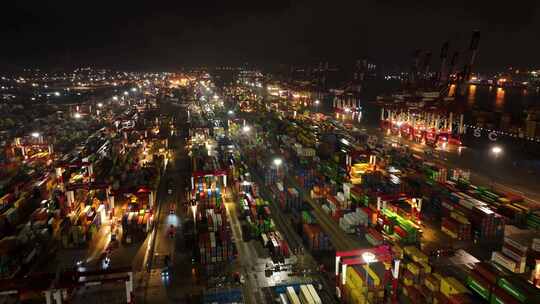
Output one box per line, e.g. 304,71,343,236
1,1,539,70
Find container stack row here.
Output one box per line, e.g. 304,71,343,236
302,223,331,252
467,262,540,304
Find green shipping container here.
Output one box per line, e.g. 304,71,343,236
497,278,526,303
467,276,490,300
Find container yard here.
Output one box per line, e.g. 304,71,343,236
2,66,540,304
219,73,540,304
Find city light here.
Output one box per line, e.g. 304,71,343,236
242,125,251,133
74,113,82,119
31,132,40,138
97,102,103,108
228,110,234,115
190,200,198,231
131,87,137,92
491,146,502,156
112,96,119,101
273,158,283,167
314,100,320,105
123,91,129,95
362,252,376,264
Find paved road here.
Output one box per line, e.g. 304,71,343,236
135,99,206,303
224,196,267,304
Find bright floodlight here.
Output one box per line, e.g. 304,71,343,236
31,132,40,138
74,113,82,119
492,146,502,155
242,125,251,133
273,158,283,166
362,252,376,264
97,102,103,108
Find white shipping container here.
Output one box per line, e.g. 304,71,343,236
299,285,315,304
279,293,290,304
501,246,526,264
210,232,216,248
322,205,331,214
533,238,540,252
286,287,301,304
492,251,517,272
503,235,529,253
307,284,322,304
343,183,352,200
458,199,474,210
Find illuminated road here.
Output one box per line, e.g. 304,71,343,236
133,98,203,303
224,196,267,304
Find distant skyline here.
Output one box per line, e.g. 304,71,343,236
1,1,539,71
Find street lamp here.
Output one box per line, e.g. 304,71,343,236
273,158,283,167
74,113,82,119
242,125,251,133
123,91,129,96
190,200,198,231
490,146,503,189
491,146,502,157
31,132,40,138
97,102,103,108
227,110,234,115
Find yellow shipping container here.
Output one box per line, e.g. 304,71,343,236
425,274,440,292
349,288,365,304
403,277,414,286
351,177,362,184
345,279,367,303
407,262,420,276
392,245,404,259
420,261,432,274
440,276,468,298
346,266,365,289
450,211,470,225
498,197,510,204
363,264,381,286
441,226,458,239
404,246,429,263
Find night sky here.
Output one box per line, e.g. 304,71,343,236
1,1,539,70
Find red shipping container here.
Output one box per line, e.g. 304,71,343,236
474,262,499,285
448,293,473,304
491,286,520,304
280,240,289,257
394,225,408,238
